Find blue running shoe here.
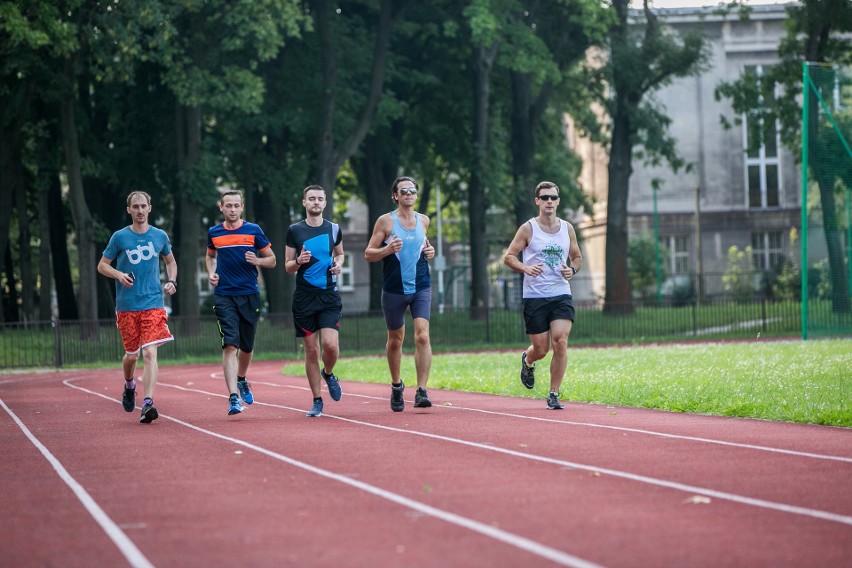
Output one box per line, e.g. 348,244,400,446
306,398,323,417
321,369,342,401
237,379,254,405
228,394,242,415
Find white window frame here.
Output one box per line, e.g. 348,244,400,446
338,252,354,292
663,235,691,275
751,231,784,272
742,65,783,209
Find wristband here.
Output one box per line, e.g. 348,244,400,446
167,280,177,286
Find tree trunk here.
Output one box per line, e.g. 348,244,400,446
313,0,393,217
257,188,291,316
174,104,203,331
604,107,634,315
510,71,537,228
14,158,34,322
48,172,78,320
468,42,499,318
38,185,53,321
59,59,98,328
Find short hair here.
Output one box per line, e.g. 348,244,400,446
534,181,559,198
126,191,152,206
219,190,243,204
303,185,326,199
391,176,418,193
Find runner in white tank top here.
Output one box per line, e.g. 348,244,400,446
503,181,583,410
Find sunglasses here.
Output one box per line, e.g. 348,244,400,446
398,188,418,195
537,194,559,201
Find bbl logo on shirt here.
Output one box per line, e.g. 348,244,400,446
125,242,157,264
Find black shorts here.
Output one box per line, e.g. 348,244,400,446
214,293,262,352
292,288,342,337
522,295,575,335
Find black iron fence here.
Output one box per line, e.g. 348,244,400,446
0,298,823,370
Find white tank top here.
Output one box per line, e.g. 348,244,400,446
522,218,572,299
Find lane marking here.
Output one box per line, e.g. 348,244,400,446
154,381,852,528
256,380,852,464
62,379,602,568
0,397,155,568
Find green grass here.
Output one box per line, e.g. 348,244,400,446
283,339,852,427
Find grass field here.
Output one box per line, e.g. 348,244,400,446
283,339,852,428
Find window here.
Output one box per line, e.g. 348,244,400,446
743,65,782,209
338,252,354,291
664,235,690,275
751,231,784,272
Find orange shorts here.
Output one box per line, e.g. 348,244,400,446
116,308,174,354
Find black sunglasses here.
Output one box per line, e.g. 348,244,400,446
537,194,559,201
397,188,417,195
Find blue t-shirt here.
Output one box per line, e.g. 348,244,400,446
102,226,173,312
285,220,342,292
207,221,272,296
381,211,431,295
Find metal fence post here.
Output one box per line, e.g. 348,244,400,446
52,320,63,368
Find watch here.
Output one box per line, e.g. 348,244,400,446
167,280,177,286
569,266,577,275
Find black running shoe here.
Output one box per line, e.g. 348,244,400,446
122,384,136,412
414,387,432,408
547,392,564,410
520,351,535,389
390,382,405,412
139,401,159,423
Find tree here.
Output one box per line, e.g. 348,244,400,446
601,0,708,314
715,0,852,313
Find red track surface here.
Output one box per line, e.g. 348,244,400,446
2,361,850,567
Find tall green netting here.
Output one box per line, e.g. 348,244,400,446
800,63,852,339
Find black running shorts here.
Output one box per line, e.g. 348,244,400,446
214,293,262,352
522,294,575,335
292,288,342,337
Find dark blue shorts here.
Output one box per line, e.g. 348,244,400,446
292,288,342,337
381,288,431,331
522,295,575,335
213,293,262,352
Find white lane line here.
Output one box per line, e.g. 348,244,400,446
0,397,155,568
158,382,852,528
257,381,852,464
62,378,603,568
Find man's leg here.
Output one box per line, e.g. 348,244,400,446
386,327,405,385
303,332,322,398
524,331,552,367
320,328,339,376
222,344,239,396
237,349,253,378
122,353,139,382
141,345,159,400
548,319,573,393
413,317,431,389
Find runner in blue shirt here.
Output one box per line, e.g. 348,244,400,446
97,191,177,424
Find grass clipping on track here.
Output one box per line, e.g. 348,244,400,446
283,339,852,427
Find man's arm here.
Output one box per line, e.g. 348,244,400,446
503,223,538,276
97,256,134,288
205,249,219,288
331,242,345,276
566,222,582,274
365,214,397,262
163,252,177,296
246,246,277,269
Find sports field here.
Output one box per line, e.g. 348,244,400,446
2,349,850,567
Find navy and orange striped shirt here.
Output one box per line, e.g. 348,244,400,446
207,221,272,295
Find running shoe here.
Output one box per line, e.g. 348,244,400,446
139,401,159,423
122,384,136,412
520,351,535,389
321,369,342,401
306,398,323,417
390,382,405,412
547,392,564,410
237,379,254,405
414,387,432,408
228,394,242,415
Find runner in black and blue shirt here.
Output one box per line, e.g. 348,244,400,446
285,185,345,418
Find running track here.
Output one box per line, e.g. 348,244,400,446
1,361,850,567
